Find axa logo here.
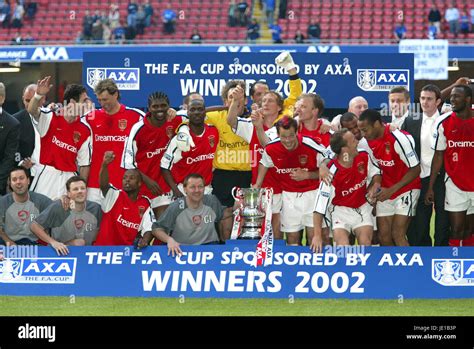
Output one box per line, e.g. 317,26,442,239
217,45,251,52
432,259,474,286
86,68,140,90
31,47,69,61
0,258,76,284
357,69,410,91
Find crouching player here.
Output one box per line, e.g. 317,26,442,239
311,129,381,253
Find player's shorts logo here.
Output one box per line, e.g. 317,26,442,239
357,69,410,92
86,68,140,90
432,259,474,286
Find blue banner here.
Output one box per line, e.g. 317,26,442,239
82,52,414,109
0,44,473,62
1,244,473,298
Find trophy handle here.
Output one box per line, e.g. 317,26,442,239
231,186,242,200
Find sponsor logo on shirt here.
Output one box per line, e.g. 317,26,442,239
377,159,395,167
94,135,127,142
448,140,474,148
52,136,77,153
342,177,367,197
116,214,140,230
186,153,215,164
147,147,167,158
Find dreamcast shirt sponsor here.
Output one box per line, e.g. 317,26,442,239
87,68,140,90
432,259,474,286
357,69,409,91
0,258,76,284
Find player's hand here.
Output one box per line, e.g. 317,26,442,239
176,125,195,152
36,76,53,96
310,234,323,253
275,51,297,72
167,238,182,257
424,188,435,205
455,77,470,86
51,241,69,256
375,187,394,202
172,187,185,199
367,183,381,205
167,108,177,121
290,168,309,181
319,123,331,134
102,151,115,165
19,157,35,169
319,162,332,185
135,231,153,249
144,178,163,196
251,109,264,128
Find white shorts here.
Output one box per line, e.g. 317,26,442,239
87,188,104,204
376,189,420,217
281,190,317,232
331,202,374,233
272,193,282,214
153,184,213,208
445,176,474,214
31,165,75,201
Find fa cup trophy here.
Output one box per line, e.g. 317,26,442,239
230,187,273,239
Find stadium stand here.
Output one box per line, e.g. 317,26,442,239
0,0,473,44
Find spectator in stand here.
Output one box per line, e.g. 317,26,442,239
108,4,120,31
265,0,275,26
135,5,146,35
91,19,104,43
307,22,321,43
143,0,153,27
428,23,438,39
428,3,442,34
103,22,111,44
269,23,283,43
471,8,474,33
127,1,138,28
228,0,237,27
25,1,37,19
11,31,22,44
190,28,202,44
237,1,249,26
82,10,94,41
394,21,407,42
0,0,11,28
460,11,470,34
294,29,305,43
247,18,260,43
11,0,23,29
445,3,460,37
0,82,20,196
162,4,176,34
113,22,126,44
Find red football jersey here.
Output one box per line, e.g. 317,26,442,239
367,125,421,199
433,112,474,191
161,124,219,186
122,115,184,198
235,118,281,193
94,187,150,245
261,135,330,192
82,105,144,189
37,109,91,172
299,119,331,147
